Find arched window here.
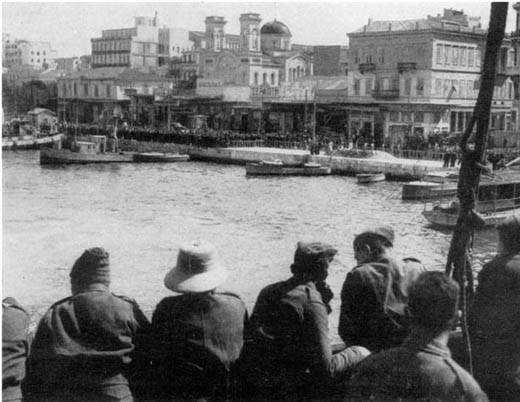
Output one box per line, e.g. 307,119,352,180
263,73,267,84
254,72,259,85
271,73,275,85
297,66,301,77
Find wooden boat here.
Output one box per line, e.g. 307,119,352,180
2,133,64,151
422,172,520,228
40,142,134,165
245,160,331,176
356,172,386,184
133,152,189,163
402,180,458,200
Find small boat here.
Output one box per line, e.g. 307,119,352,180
2,133,64,151
133,152,189,163
356,172,386,184
422,172,520,228
245,160,331,176
402,180,458,200
40,146,134,165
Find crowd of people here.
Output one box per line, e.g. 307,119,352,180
3,216,519,402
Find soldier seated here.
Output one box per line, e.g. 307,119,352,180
24,247,150,402
346,271,488,402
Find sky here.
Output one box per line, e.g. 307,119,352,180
2,1,519,58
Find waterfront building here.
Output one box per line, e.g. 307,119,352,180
56,67,176,125
347,8,515,147
313,46,349,77
3,35,57,70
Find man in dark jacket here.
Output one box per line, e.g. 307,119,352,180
24,247,150,402
346,271,488,402
2,297,31,402
469,215,520,402
148,241,247,402
243,241,370,402
339,226,426,352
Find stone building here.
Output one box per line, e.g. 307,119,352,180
347,8,515,147
3,36,57,69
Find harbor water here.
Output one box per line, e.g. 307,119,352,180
2,150,498,334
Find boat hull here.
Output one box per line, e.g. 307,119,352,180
40,148,134,165
356,173,386,184
3,133,64,151
402,181,458,200
245,163,331,176
422,206,520,228
133,152,189,163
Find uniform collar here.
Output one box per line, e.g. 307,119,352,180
74,283,110,295
404,331,451,358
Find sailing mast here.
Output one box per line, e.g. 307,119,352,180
445,2,508,375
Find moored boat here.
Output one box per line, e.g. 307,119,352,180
402,180,458,200
3,133,64,151
356,172,386,184
245,160,331,176
422,172,520,228
40,146,134,164
133,152,190,163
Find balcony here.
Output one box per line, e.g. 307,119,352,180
397,62,417,74
372,89,400,99
358,63,376,74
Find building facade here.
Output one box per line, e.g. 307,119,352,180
347,8,515,147
3,36,57,69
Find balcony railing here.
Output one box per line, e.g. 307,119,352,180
358,63,376,74
372,89,400,99
397,62,417,74
251,86,280,98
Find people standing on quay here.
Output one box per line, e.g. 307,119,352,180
469,215,520,402
24,247,150,402
346,271,488,402
242,242,370,402
148,242,247,402
339,226,426,352
2,297,31,402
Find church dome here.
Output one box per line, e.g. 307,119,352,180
260,20,291,36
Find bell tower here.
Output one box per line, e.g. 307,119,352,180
240,13,261,52
205,16,227,51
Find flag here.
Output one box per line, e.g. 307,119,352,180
447,86,456,102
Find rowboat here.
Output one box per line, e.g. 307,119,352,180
133,152,189,163
356,172,386,184
422,171,520,228
245,160,331,176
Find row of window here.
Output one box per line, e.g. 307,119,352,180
433,78,513,99
435,44,481,68
354,45,425,65
92,53,130,65
92,40,131,52
62,82,112,98
253,71,277,86
30,50,46,56
30,58,46,64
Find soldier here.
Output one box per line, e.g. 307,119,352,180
339,226,426,352
2,297,31,402
346,271,488,402
243,242,370,402
148,241,247,402
469,215,520,401
24,247,150,402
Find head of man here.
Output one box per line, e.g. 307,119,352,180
497,215,520,255
408,271,459,336
290,241,338,283
69,247,111,294
353,226,394,265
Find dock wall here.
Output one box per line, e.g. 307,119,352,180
120,139,436,180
